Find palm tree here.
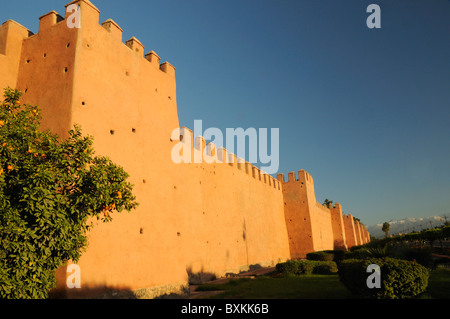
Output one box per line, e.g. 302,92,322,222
382,222,390,238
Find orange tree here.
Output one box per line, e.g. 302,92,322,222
0,88,138,298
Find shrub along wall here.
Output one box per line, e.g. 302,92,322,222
276,260,338,275
338,257,430,299
306,250,346,263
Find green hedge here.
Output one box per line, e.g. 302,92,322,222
323,250,346,263
306,251,334,261
306,250,346,263
344,244,434,269
276,260,338,275
338,257,430,299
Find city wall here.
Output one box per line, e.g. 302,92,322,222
0,0,370,298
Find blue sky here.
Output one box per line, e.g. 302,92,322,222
1,1,449,226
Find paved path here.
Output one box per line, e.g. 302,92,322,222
187,267,276,299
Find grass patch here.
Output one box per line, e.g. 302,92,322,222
425,267,450,299
196,274,353,299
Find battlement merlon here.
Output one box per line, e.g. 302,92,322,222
0,20,31,90
39,11,64,33
330,202,342,213
126,37,145,57
63,0,176,76
101,19,123,41
145,51,161,67
65,0,100,27
175,127,279,189
0,20,31,56
277,170,315,185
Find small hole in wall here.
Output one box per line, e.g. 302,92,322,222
67,43,70,48
110,130,115,135
26,59,31,63
125,71,130,76
43,53,47,58
25,88,28,93
132,128,136,133
177,232,181,237
81,101,86,106
168,96,172,100
140,228,144,234
143,179,146,184
64,67,68,73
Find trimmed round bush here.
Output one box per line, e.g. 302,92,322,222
276,260,338,275
275,260,302,275
338,257,429,299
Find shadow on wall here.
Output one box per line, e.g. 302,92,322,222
49,263,267,299
49,284,138,299
187,263,265,284
50,264,140,299
50,265,190,299
49,283,191,299
186,266,217,285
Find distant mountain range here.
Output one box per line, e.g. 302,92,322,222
367,215,449,239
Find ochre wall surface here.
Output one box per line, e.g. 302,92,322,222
0,20,30,98
0,0,370,298
278,170,365,258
